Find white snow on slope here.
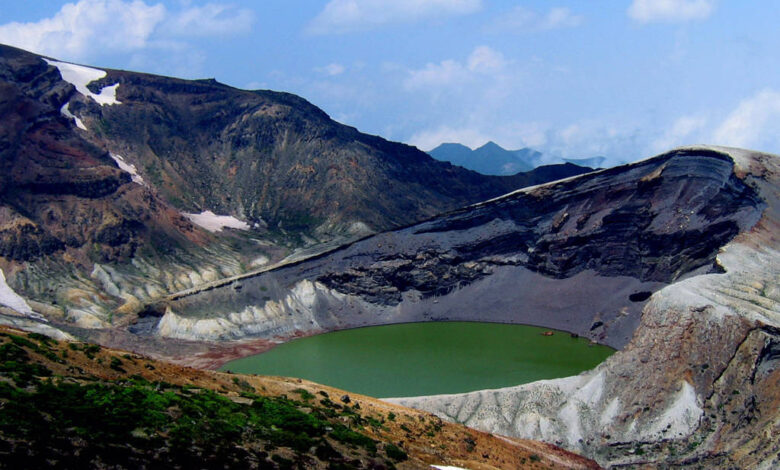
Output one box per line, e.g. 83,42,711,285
0,268,38,319
60,102,87,130
109,153,144,185
44,59,120,105
431,466,471,470
183,211,250,233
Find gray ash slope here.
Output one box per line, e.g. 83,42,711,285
155,147,763,352
397,147,780,469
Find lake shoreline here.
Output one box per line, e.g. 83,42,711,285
219,321,615,398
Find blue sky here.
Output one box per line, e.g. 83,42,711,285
1,1,779,166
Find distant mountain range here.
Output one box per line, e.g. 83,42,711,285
428,141,606,175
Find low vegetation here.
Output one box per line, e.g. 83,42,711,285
0,327,599,469
0,330,394,469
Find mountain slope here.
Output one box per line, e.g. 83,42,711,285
155,147,761,349
2,43,586,238
396,147,780,468
0,43,590,330
150,146,776,468
0,326,599,469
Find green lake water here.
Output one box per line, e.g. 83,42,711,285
220,322,614,398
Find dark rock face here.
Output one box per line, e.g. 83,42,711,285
0,45,201,266
61,49,589,236
309,150,759,295
166,148,764,348
0,223,64,261
0,42,590,272
416,150,757,283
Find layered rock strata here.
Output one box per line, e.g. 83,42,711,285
395,147,779,468
156,148,762,353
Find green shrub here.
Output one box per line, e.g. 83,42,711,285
109,357,125,372
293,388,315,401
330,424,376,453
385,443,407,462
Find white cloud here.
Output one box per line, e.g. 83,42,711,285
0,0,254,62
466,46,507,73
542,120,641,165
652,115,708,152
404,59,467,90
0,0,165,60
628,0,715,23
166,3,254,36
315,63,346,76
308,0,482,34
493,6,582,32
404,46,506,90
712,89,780,150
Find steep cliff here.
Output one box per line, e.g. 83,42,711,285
1,43,587,241
395,147,780,468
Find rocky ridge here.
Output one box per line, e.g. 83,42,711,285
0,43,589,334
153,147,762,350
0,41,777,468
395,147,780,468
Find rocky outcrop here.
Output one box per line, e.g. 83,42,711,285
1,42,776,467
0,44,205,269
160,147,763,352
394,147,780,468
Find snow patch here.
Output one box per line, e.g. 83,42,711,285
0,268,41,320
431,466,471,470
109,153,145,185
60,102,87,130
183,211,250,233
44,59,121,105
